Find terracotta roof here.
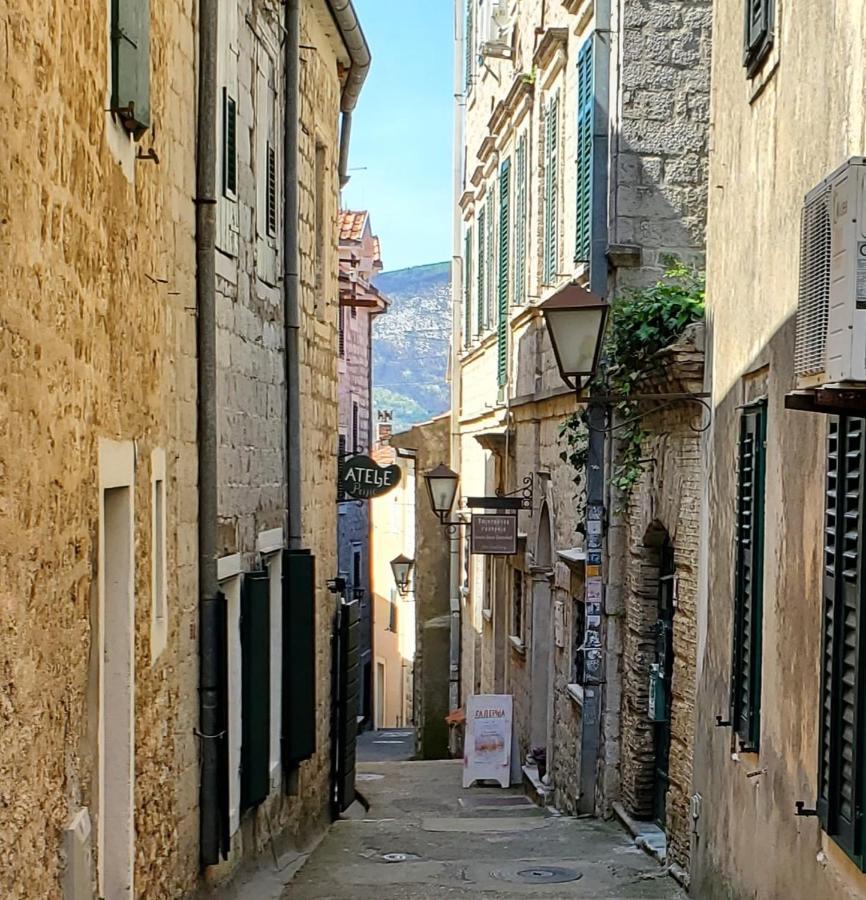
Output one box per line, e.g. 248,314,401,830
338,210,368,242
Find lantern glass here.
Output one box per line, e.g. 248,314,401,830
390,555,415,594
540,284,609,383
424,464,459,519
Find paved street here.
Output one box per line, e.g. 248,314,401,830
357,728,416,762
283,758,684,899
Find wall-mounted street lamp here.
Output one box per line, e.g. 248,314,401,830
424,463,461,525
540,283,609,391
390,554,415,597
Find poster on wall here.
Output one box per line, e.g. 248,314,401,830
463,694,513,788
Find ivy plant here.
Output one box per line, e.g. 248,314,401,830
558,259,705,526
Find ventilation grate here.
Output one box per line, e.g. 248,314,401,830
795,185,832,378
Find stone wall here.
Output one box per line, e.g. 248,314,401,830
617,327,704,870
0,1,199,897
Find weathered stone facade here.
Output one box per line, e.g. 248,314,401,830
693,2,866,898
615,326,704,870
0,1,199,897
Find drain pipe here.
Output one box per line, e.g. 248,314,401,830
284,0,302,550
195,0,221,868
326,0,371,186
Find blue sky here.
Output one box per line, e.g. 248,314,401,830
342,2,454,273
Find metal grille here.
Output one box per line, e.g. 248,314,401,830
266,144,277,237
795,186,832,378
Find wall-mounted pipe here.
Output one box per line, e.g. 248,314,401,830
326,0,371,185
195,0,221,868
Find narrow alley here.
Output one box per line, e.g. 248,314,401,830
283,732,684,899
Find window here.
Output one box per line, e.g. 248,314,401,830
337,434,347,501
110,0,151,140
314,142,326,308
486,189,495,328
216,0,239,258
352,401,360,454
743,0,773,78
339,306,346,357
464,226,473,348
222,90,238,198
543,90,560,284
497,157,510,387
483,558,493,616
353,547,363,600
476,207,486,333
510,567,524,643
513,133,528,305
730,400,767,751
150,448,167,664
575,39,594,264
572,596,586,686
818,416,866,866
266,145,277,237
389,589,398,633
464,0,475,91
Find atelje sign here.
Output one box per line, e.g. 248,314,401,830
342,454,401,500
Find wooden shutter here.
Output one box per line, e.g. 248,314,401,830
241,571,270,811
514,134,527,305
730,402,766,750
486,189,496,328
544,92,560,283
465,0,474,90
464,227,473,348
266,144,277,237
282,550,317,769
497,158,511,387
818,416,866,863
743,0,772,73
111,0,151,139
477,209,486,333
337,435,347,501
575,39,594,264
223,89,238,197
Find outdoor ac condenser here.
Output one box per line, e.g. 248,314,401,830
795,157,866,389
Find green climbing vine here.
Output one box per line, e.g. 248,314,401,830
558,259,705,526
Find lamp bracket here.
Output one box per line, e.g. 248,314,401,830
465,475,534,514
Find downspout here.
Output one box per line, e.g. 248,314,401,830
196,0,220,868
326,0,371,186
449,0,465,719
284,0,302,550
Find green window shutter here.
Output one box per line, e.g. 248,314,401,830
464,227,473,348
575,39,594,264
818,416,866,864
111,0,151,139
477,209,486,333
744,0,772,74
514,134,527,305
465,0,474,90
543,93,560,284
223,89,238,197
241,571,270,811
497,158,511,387
282,550,317,770
730,402,766,751
486,189,495,328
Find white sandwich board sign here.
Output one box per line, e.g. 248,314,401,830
463,694,513,788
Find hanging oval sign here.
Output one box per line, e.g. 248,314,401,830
342,454,402,500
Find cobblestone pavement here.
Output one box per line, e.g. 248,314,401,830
282,759,685,899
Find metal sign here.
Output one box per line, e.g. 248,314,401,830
341,454,401,500
470,514,518,555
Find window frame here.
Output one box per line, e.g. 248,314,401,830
743,0,774,78
510,566,524,645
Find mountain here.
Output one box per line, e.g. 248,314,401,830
373,261,451,432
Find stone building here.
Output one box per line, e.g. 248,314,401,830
0,0,370,897
0,2,200,897
336,210,386,726
452,0,711,862
692,2,866,898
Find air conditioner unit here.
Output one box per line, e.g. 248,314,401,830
795,157,866,389
480,0,512,60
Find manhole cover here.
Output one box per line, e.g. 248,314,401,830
357,773,384,781
493,865,582,884
379,852,421,863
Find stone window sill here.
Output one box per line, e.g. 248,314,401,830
482,608,493,623
567,683,584,707
508,635,526,656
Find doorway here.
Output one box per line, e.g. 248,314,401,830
653,538,675,827
100,485,134,899
530,503,553,752
376,660,386,729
